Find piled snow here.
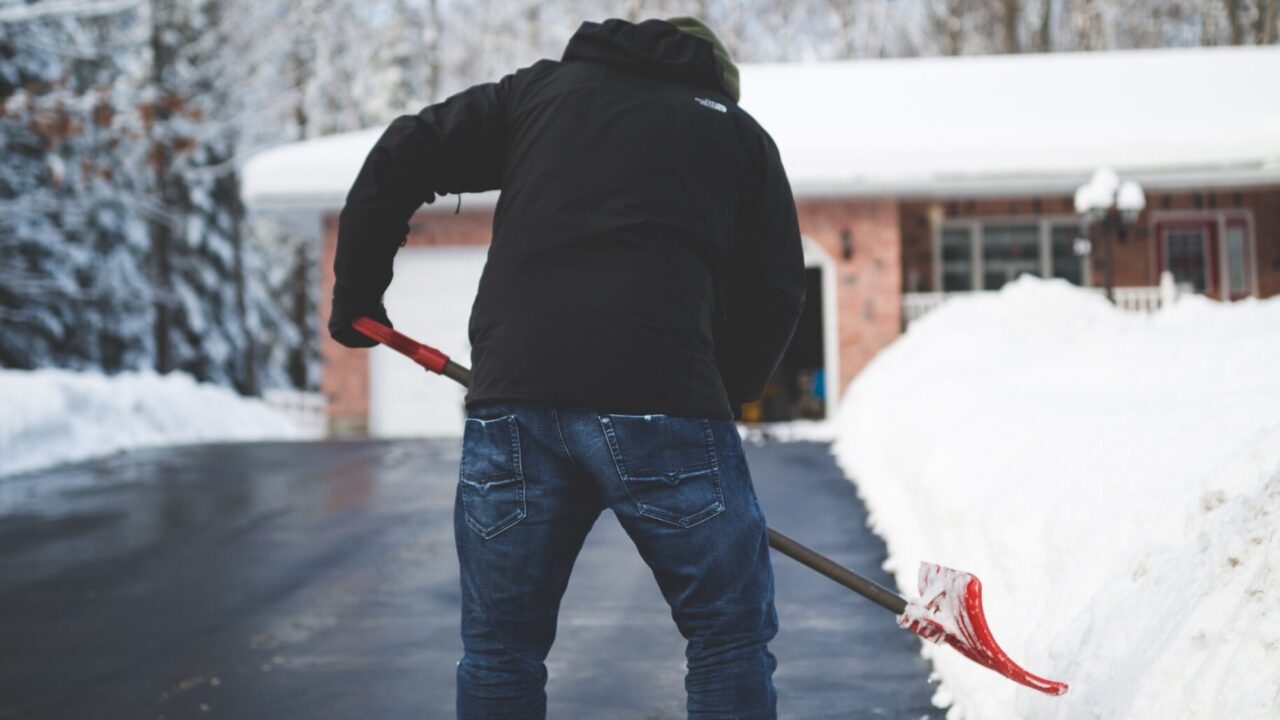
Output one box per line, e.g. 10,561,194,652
0,369,304,478
834,277,1280,720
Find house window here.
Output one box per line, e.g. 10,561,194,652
982,224,1039,290
1164,227,1208,292
940,227,974,291
936,219,1086,291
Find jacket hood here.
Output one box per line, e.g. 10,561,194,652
561,18,733,100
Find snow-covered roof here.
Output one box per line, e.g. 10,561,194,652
242,45,1280,209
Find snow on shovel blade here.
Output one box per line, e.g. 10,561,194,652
898,563,1069,696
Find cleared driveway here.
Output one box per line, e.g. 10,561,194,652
0,438,940,720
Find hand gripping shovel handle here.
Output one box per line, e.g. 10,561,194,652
351,317,1067,696
350,317,471,386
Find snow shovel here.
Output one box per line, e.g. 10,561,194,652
351,316,1069,696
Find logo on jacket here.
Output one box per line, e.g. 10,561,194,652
694,97,728,113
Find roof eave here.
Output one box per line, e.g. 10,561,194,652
790,164,1280,200
245,167,1280,212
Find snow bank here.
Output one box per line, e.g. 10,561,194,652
834,277,1280,720
0,369,304,477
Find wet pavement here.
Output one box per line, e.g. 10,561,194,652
0,438,942,720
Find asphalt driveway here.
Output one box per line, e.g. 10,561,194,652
0,437,941,720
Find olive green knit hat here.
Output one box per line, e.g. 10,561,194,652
664,16,739,103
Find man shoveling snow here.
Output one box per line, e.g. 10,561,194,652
330,17,805,719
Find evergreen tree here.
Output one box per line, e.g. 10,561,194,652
1,8,154,372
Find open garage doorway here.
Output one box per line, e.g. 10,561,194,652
742,237,838,422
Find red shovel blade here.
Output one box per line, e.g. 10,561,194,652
351,317,450,374
898,563,1069,696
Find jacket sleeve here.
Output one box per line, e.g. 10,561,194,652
715,131,807,407
331,71,520,318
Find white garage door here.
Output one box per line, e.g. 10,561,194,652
369,246,488,437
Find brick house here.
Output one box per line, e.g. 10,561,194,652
244,45,1280,436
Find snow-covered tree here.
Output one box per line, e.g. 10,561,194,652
1,7,155,372
1,0,312,392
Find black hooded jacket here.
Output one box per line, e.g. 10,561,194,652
332,18,806,420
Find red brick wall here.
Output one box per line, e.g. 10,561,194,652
318,214,366,435
1254,190,1280,297
794,198,902,394
404,210,494,249
899,201,932,293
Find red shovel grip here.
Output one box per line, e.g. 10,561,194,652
351,317,449,374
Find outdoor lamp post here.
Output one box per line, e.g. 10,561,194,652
1116,180,1147,223
1075,169,1145,304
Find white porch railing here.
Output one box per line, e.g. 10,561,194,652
1107,286,1165,313
263,389,327,438
902,291,957,325
903,283,1175,328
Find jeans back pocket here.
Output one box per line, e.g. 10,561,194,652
459,415,526,539
598,414,725,528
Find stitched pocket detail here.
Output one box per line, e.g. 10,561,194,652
598,413,725,528
459,415,526,539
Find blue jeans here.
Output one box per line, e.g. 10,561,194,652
454,400,778,719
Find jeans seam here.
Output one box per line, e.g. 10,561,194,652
598,416,655,516
599,415,656,521
700,419,727,516
596,415,629,485
551,407,576,463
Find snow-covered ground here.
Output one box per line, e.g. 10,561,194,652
0,369,305,478
833,277,1280,720
739,419,837,445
